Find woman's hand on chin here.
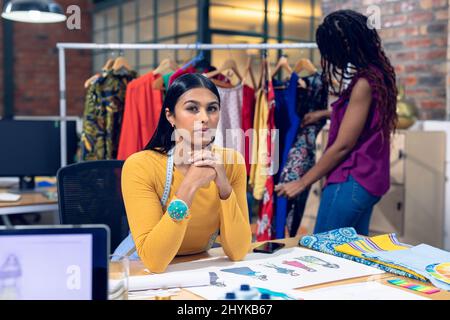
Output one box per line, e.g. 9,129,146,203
189,149,232,199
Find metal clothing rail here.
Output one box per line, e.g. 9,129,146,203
57,42,318,167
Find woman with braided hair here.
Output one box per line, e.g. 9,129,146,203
275,10,398,235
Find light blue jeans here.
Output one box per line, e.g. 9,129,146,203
313,175,381,236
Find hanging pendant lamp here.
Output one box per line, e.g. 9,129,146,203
2,0,66,23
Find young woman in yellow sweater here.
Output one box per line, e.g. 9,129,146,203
119,73,252,273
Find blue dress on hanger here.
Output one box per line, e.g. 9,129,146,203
273,73,300,239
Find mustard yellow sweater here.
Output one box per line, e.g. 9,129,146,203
121,147,252,273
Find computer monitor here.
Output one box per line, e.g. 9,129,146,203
0,120,78,190
0,225,109,300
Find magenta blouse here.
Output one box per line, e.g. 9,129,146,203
324,65,390,197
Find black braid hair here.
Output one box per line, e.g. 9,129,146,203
316,9,398,138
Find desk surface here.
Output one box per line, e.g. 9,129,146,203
126,237,450,300
0,187,57,208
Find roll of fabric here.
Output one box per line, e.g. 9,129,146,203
299,228,425,281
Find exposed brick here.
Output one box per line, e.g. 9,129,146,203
385,41,404,51
427,23,447,34
405,89,431,97
435,8,449,20
403,38,433,48
11,0,93,117
408,11,434,24
404,75,418,86
383,14,408,28
420,0,434,9
322,0,449,120
405,64,432,73
394,51,417,61
418,75,445,86
395,1,417,13
420,99,446,109
418,49,447,61
421,108,447,120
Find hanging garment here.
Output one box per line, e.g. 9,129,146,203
80,68,137,160
277,72,328,237
162,71,174,89
249,89,269,200
273,73,300,239
256,81,276,241
298,227,425,281
169,66,196,85
117,72,163,160
215,84,244,154
242,85,256,176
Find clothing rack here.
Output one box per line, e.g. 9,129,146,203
57,42,318,167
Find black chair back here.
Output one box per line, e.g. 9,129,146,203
57,160,128,253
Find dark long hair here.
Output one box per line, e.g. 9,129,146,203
145,73,221,154
316,9,398,138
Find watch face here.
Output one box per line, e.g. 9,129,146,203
168,199,189,221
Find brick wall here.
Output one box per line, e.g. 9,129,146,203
1,0,93,117
321,0,449,120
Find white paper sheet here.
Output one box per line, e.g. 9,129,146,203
298,282,430,300
128,271,211,291
183,247,386,299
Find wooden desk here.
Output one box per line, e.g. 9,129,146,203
125,237,450,300
0,187,58,225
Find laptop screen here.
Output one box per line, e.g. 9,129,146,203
0,225,109,300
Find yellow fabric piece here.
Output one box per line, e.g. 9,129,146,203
335,234,427,281
249,89,269,200
122,147,252,273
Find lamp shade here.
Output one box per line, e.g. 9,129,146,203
1,0,67,23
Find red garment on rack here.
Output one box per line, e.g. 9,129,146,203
117,72,163,160
256,80,276,241
169,66,196,85
242,85,256,175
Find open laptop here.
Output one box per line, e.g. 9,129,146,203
0,225,109,300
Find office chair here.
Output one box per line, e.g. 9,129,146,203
57,160,129,254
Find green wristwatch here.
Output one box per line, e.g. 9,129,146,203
167,199,189,221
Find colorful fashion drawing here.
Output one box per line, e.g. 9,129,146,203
295,256,340,269
255,287,296,300
209,272,226,287
282,260,317,272
260,263,299,276
221,267,268,281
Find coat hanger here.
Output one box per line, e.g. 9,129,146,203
256,50,270,91
242,56,257,89
271,55,292,78
100,51,116,72
293,58,317,75
112,51,132,71
103,58,115,71
210,78,235,88
84,73,101,89
205,58,243,83
153,58,178,76
152,58,179,90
